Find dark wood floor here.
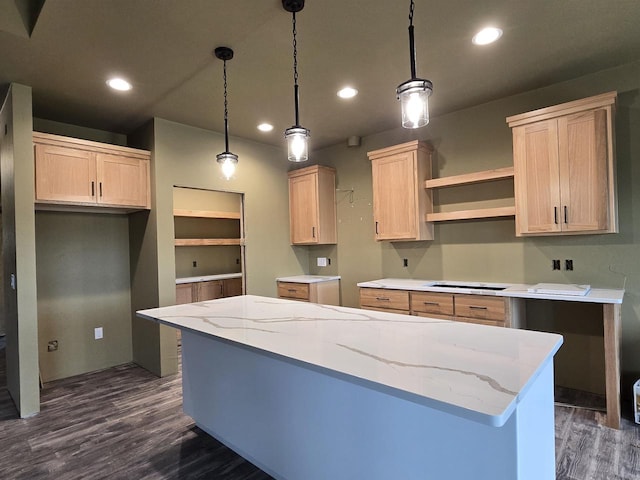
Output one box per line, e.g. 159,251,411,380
0,341,638,479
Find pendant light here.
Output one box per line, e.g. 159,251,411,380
283,0,310,162
396,0,433,129
214,46,238,179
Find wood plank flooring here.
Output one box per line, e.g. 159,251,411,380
0,342,638,479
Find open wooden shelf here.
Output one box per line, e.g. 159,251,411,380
426,206,515,222
173,209,241,220
175,238,243,246
425,166,514,189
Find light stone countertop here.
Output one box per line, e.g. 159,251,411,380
137,295,563,427
176,272,242,284
276,275,341,283
357,278,624,304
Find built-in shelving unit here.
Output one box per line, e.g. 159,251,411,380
425,166,515,222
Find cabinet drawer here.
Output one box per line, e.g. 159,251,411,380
359,288,409,311
454,315,505,328
411,292,454,316
454,295,506,322
278,282,310,300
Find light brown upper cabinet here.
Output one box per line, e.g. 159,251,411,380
34,132,150,210
367,140,433,241
288,165,337,245
507,92,617,236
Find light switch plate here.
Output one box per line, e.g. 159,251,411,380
94,327,103,340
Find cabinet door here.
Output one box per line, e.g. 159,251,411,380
223,277,243,297
371,152,417,240
96,153,149,208
197,281,224,301
513,120,562,235
289,172,319,244
558,109,608,232
176,283,195,304
35,144,97,203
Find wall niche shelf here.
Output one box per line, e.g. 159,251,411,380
425,166,515,222
173,209,241,220
174,238,243,246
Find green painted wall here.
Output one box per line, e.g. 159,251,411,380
310,60,640,396
0,84,39,417
129,118,308,376
35,211,133,382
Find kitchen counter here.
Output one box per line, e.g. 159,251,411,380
357,278,624,303
176,272,242,284
138,295,562,479
275,274,341,283
358,277,624,429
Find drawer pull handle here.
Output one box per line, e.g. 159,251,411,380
288,289,297,293
469,306,488,310
375,297,390,301
423,301,439,305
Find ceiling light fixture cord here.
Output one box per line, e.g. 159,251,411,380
408,0,417,79
223,57,230,152
292,11,300,126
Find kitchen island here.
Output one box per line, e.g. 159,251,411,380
138,295,563,480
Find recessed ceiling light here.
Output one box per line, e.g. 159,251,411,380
257,123,274,132
106,77,132,91
337,87,358,99
472,27,503,46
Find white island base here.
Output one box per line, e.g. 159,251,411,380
182,329,556,480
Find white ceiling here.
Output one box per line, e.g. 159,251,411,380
1,0,639,149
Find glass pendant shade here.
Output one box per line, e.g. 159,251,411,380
285,126,310,162
216,152,238,179
397,79,433,129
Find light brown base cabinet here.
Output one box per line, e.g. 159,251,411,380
277,280,340,306
359,288,524,328
176,277,243,305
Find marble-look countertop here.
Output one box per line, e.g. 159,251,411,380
137,295,562,426
357,278,624,304
276,275,341,283
176,272,242,284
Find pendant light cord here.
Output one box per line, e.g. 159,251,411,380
292,11,300,126
408,0,417,79
222,58,230,152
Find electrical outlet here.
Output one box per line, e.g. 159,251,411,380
403,258,408,267
236,258,240,264
47,340,58,352
192,260,197,267
552,259,561,270
565,259,574,271
94,327,103,340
